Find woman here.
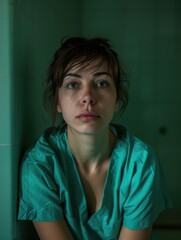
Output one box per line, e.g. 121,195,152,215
18,37,172,240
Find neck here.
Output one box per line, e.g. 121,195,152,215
67,126,114,172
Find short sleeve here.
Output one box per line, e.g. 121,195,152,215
123,145,172,230
18,153,64,221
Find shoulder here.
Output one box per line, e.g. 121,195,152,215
111,124,158,170
21,126,67,167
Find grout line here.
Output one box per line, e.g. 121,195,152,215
0,144,13,147
0,142,21,147
0,75,10,77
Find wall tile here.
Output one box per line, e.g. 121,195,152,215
0,145,14,240
0,77,12,144
0,2,12,76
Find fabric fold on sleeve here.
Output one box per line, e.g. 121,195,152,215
123,144,172,230
18,153,64,221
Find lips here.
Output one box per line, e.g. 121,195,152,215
76,112,100,120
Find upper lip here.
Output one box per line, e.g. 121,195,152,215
76,111,100,118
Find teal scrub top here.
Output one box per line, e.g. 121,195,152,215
18,124,172,240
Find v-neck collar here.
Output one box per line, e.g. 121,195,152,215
63,127,119,222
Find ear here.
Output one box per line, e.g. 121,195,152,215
114,102,119,111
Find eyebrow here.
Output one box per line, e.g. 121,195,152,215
64,72,112,79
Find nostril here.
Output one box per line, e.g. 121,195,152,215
82,98,95,105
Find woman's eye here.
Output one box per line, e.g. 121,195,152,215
66,82,79,89
96,81,109,88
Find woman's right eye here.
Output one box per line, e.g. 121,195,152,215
66,82,79,89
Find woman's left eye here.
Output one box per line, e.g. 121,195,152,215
96,81,109,88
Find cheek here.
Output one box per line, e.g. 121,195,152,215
59,106,69,122
57,94,65,113
58,97,73,117
104,92,117,106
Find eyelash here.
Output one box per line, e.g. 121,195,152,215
96,81,109,88
65,80,110,89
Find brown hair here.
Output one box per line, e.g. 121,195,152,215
44,37,129,126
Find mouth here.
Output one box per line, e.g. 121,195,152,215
76,112,100,121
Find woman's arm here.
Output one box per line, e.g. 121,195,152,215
33,219,75,240
119,225,152,240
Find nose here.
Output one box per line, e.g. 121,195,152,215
80,87,96,106
82,97,95,105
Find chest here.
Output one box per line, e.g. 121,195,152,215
77,163,109,217
61,150,124,239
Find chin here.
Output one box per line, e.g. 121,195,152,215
69,123,110,135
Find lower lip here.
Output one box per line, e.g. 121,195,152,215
78,115,99,121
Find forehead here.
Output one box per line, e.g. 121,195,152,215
65,58,111,75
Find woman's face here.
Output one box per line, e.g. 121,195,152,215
57,59,118,135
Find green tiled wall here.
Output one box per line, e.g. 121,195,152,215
0,146,13,240
0,1,14,240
